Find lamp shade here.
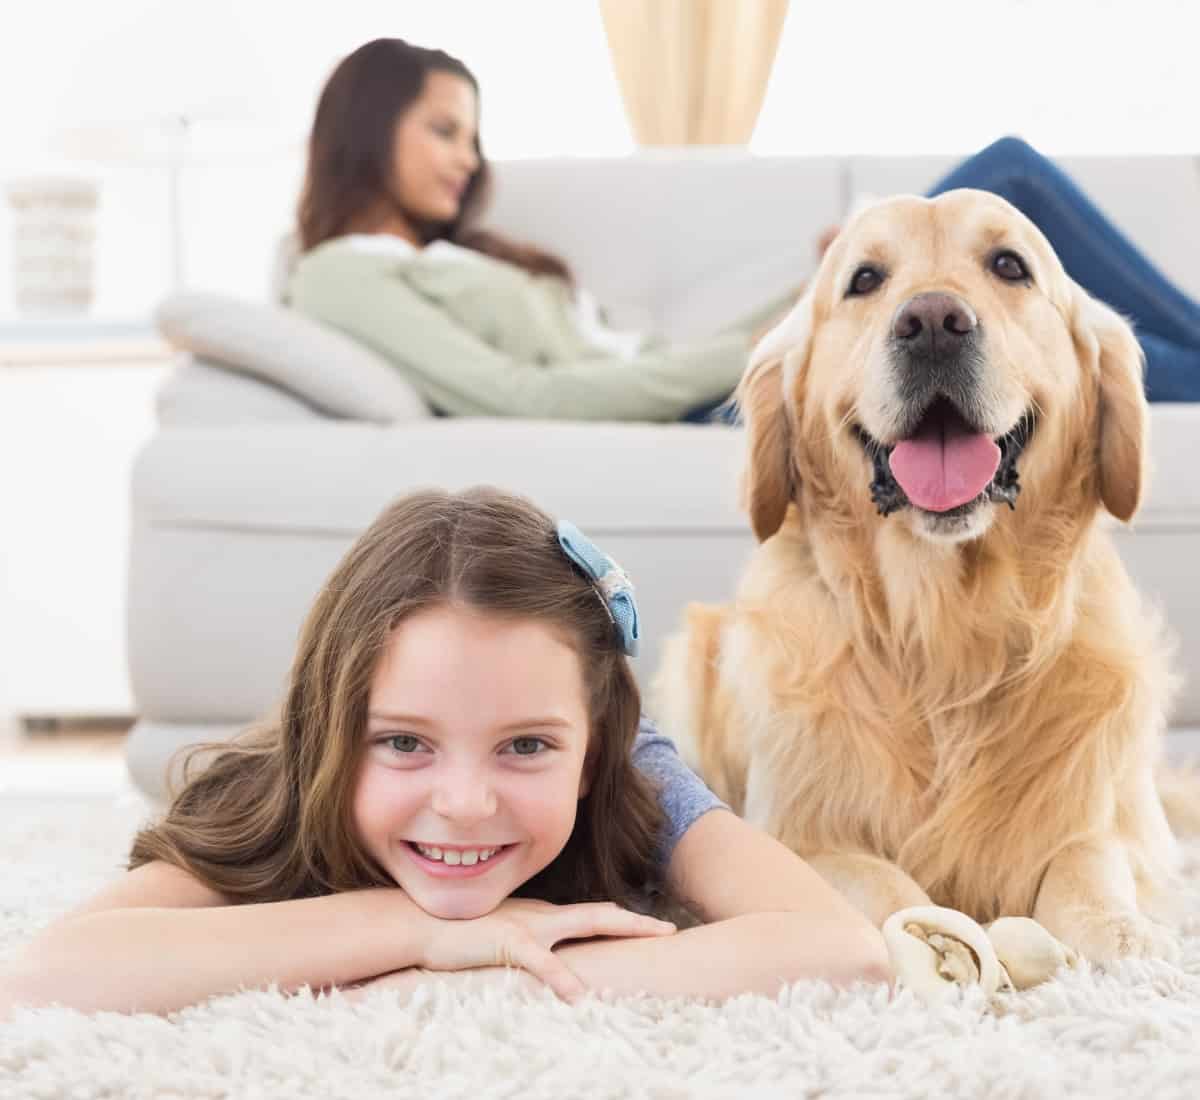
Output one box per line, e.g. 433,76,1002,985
47,0,290,158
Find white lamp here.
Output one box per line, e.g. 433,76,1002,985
43,3,290,295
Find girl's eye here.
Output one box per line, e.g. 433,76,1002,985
385,734,422,754
991,250,1030,282
507,737,547,757
847,265,884,297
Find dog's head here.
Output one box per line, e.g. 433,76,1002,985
740,189,1148,546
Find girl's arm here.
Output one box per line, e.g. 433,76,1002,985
553,810,892,1000
666,809,886,929
0,863,676,1016
0,860,430,1017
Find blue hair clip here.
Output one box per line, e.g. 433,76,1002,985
556,520,640,657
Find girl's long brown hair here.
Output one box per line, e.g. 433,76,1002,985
130,487,665,909
296,38,572,284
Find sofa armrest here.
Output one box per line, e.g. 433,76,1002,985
155,291,431,423
157,359,327,426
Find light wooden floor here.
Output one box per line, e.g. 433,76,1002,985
1,717,129,757
0,715,133,797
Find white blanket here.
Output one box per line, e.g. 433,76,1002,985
3,795,1200,1099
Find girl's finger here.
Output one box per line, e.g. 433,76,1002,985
506,939,587,1003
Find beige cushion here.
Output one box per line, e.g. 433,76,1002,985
155,291,430,423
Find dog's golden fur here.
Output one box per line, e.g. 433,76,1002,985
655,190,1187,962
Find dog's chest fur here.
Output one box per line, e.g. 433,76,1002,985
731,519,1162,921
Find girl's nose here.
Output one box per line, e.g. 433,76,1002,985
430,774,497,824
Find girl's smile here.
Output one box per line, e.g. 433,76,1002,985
403,840,519,879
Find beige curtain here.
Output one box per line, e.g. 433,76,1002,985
599,0,790,146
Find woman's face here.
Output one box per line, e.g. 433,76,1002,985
352,604,591,920
390,70,481,228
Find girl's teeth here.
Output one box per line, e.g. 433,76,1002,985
414,844,501,865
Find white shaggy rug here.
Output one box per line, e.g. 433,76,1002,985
3,795,1200,1100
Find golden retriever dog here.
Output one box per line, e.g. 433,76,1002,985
655,188,1188,964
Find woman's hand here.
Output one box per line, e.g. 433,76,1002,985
816,223,841,258
416,898,676,1002
751,278,810,343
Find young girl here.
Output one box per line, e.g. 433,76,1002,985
1,487,890,1017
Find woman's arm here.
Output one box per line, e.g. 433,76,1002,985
553,811,892,1000
288,248,750,422
0,860,429,1017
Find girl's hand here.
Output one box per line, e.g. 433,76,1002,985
417,898,676,1002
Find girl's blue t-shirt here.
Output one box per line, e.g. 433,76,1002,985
631,717,728,869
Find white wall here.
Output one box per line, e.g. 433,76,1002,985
2,0,1199,320
755,0,1200,156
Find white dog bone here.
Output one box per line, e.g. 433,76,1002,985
921,930,981,984
883,905,1008,1005
985,916,1079,990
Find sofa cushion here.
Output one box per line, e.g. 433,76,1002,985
156,291,430,423
133,405,1200,535
133,419,747,533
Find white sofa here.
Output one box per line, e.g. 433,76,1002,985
125,150,1200,798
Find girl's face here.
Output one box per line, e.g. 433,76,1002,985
389,70,481,229
353,604,592,920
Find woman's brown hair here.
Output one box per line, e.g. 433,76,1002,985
130,486,665,910
296,38,572,284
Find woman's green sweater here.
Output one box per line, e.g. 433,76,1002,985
288,236,791,421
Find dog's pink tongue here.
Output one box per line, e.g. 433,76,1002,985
889,410,1001,513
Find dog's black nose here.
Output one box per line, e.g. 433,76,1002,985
892,292,978,352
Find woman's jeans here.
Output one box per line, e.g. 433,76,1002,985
928,137,1200,401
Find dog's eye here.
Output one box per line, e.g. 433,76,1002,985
991,251,1030,282
847,265,884,296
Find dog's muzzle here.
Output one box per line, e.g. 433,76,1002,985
852,291,1036,517
854,405,1036,518
889,291,989,435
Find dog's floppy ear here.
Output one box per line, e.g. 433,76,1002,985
737,293,813,542
1071,285,1148,522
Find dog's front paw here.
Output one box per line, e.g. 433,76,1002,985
1056,909,1181,966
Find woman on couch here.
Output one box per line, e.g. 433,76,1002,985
289,38,1200,421
289,38,788,424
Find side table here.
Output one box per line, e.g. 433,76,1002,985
0,320,174,730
